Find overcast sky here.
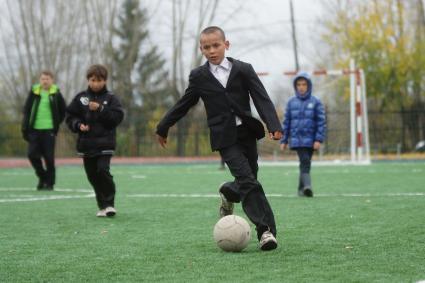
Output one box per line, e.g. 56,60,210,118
0,0,328,102
145,0,325,71
141,0,327,102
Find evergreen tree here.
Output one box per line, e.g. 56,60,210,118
109,0,169,155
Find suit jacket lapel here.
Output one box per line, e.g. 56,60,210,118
227,57,240,86
200,61,225,89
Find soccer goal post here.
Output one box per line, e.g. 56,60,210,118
257,58,371,165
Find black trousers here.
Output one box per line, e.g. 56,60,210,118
27,129,56,186
83,155,116,209
219,125,276,240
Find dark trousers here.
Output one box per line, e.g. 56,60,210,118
219,125,276,240
296,147,314,189
27,130,56,186
296,147,313,174
83,155,116,209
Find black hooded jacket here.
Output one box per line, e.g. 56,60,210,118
66,87,124,156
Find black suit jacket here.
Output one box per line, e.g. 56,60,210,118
156,57,281,151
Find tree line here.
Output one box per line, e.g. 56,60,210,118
0,0,423,157
321,0,425,151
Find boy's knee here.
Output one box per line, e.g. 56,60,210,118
236,176,261,194
97,168,112,179
28,151,41,160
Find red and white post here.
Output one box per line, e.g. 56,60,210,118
360,69,371,162
349,59,356,162
355,65,363,160
265,60,371,164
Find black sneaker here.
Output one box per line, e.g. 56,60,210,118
43,185,54,191
36,180,45,190
303,187,313,197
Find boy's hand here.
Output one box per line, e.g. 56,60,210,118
89,101,100,111
22,131,29,142
157,134,167,148
313,141,321,150
280,143,287,151
79,124,90,132
269,131,282,140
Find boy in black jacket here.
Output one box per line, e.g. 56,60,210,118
22,70,66,190
156,26,282,251
66,65,124,217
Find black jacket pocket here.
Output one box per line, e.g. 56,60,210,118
207,115,224,126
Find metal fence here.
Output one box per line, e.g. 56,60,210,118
1,109,424,158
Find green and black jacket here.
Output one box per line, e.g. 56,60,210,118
21,84,67,139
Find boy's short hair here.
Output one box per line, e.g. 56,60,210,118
86,64,108,80
201,26,226,40
295,77,308,83
40,70,54,78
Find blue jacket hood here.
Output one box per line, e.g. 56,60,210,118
293,71,312,100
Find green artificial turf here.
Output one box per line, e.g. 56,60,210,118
0,162,424,282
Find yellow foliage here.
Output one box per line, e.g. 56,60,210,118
321,0,424,109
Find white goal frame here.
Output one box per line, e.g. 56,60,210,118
259,58,371,165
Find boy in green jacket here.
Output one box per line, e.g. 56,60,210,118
22,70,66,190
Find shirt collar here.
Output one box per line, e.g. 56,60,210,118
209,57,231,72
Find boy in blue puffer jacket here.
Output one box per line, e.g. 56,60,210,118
280,72,326,197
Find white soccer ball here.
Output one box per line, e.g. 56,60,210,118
213,215,251,252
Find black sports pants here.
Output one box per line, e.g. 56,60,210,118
83,155,116,209
219,124,276,240
27,129,56,187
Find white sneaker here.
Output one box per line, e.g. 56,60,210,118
104,206,116,217
96,209,106,217
259,231,278,251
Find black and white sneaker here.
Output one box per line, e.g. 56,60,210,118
104,207,116,217
96,209,107,217
259,231,278,251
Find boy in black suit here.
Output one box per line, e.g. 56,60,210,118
156,26,282,251
66,65,124,217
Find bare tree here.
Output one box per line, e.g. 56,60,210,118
167,0,220,155
0,0,119,118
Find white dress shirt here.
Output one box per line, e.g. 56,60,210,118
209,58,242,125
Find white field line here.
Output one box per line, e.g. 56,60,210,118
0,188,92,193
259,160,372,166
131,175,146,179
129,193,219,198
55,188,92,193
1,191,424,204
0,194,94,203
128,192,425,198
